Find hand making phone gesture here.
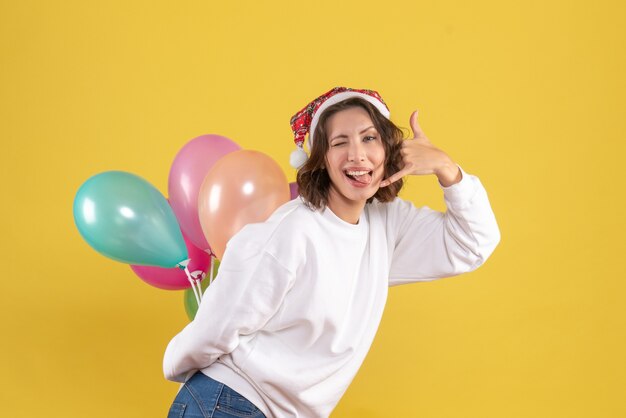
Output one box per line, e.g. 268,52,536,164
379,111,462,188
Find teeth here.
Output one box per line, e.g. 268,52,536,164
346,170,369,176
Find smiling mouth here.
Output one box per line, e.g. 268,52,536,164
344,170,373,185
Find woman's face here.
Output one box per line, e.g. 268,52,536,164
324,106,386,210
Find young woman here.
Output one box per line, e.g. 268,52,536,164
164,87,501,418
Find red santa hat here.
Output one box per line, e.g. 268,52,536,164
289,87,391,169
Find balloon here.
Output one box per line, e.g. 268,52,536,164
130,230,211,290
184,259,220,320
168,135,240,251
289,182,299,200
73,171,187,268
198,150,289,260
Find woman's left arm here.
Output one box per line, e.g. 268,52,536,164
381,111,501,285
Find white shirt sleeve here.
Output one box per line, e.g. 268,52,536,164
163,235,295,382
388,165,501,286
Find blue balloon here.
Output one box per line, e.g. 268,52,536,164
73,171,188,268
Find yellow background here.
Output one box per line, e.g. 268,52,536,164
1,0,624,417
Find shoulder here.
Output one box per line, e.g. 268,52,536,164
366,197,439,238
366,196,419,219
224,198,318,270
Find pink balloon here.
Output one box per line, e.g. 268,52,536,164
168,135,240,251
289,182,299,200
130,230,212,290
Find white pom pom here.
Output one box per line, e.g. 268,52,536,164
289,147,308,169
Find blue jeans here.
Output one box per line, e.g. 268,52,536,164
167,372,266,418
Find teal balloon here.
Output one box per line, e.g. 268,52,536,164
73,171,188,268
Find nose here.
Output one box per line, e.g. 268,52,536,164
347,140,366,162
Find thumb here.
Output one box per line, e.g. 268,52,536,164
410,110,424,139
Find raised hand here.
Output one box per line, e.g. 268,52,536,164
379,110,461,188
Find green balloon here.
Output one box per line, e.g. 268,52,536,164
184,260,220,320
73,171,188,268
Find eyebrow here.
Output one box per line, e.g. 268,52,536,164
330,126,377,141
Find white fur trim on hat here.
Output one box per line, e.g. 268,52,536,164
307,91,391,150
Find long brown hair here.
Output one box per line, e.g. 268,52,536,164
296,97,405,210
